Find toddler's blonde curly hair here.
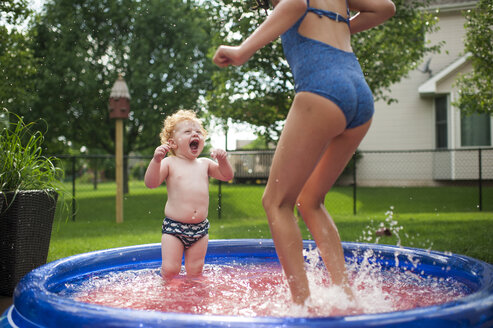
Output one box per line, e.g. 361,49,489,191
159,109,207,156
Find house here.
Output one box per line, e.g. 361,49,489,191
357,0,492,186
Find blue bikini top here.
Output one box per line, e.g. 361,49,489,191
306,0,350,26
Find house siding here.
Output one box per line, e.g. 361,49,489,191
360,5,471,152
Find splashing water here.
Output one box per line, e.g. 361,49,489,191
67,246,469,318
357,206,436,253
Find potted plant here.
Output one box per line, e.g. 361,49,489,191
0,109,64,296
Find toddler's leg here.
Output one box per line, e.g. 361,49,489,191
184,235,209,277
262,92,346,304
161,234,184,279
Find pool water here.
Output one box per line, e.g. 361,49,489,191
65,248,470,318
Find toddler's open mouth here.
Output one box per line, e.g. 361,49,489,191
190,140,199,151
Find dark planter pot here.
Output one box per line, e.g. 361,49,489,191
0,190,58,296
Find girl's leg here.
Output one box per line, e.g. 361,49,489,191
262,92,347,304
161,234,184,279
297,120,372,289
184,235,209,277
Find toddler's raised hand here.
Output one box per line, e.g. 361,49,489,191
153,144,170,161
211,148,228,161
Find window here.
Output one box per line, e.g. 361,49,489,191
461,112,491,147
435,96,448,149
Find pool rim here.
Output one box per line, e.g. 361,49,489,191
4,239,493,327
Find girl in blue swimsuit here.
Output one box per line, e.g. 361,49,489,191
213,0,395,305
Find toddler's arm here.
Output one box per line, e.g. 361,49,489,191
348,0,396,34
213,0,307,67
209,149,234,182
144,144,171,188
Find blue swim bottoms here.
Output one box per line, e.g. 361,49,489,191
161,217,209,249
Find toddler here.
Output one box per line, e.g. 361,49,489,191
145,109,234,279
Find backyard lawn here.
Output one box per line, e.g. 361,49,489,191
48,182,493,264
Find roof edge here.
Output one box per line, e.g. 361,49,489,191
425,1,477,12
418,53,472,96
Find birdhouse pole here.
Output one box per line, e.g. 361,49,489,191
109,74,131,223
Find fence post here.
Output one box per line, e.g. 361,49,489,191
352,154,357,215
93,157,98,190
71,156,76,221
218,181,222,219
478,148,482,211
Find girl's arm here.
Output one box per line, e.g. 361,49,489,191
348,0,396,34
213,0,307,67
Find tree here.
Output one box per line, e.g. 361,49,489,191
0,0,30,25
453,0,493,115
0,0,37,114
206,0,441,142
25,0,215,156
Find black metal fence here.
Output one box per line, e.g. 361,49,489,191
54,148,493,220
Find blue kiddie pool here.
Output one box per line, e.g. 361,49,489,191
1,239,492,327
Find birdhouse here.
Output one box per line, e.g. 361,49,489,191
109,74,131,119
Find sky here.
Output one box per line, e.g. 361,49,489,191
208,119,258,150
26,0,257,150
29,0,44,13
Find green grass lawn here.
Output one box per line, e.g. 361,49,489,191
48,181,493,264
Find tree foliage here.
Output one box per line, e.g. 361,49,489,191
206,0,441,141
0,0,37,115
0,0,31,25
453,0,493,115
26,0,215,155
